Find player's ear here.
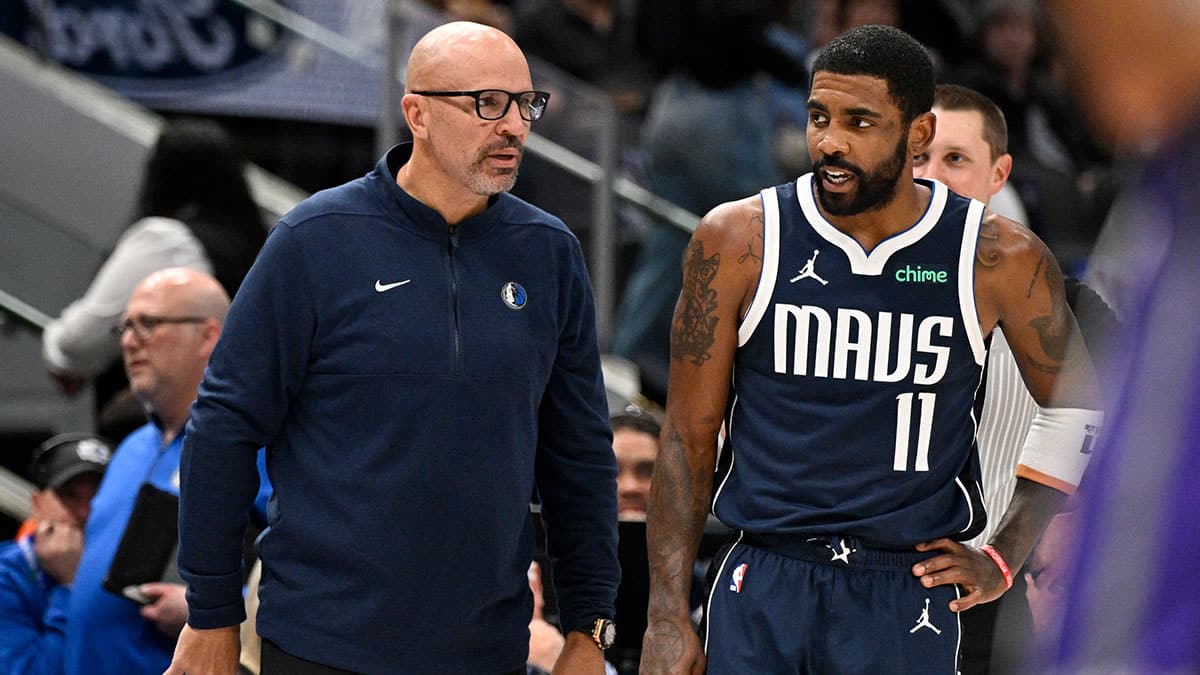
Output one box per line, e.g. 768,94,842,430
909,111,936,157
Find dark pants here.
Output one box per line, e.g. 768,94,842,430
260,639,527,675
261,640,359,675
959,572,1034,675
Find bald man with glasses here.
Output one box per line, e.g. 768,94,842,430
168,21,619,675
62,268,270,675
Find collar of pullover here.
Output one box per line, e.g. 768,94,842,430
372,143,511,242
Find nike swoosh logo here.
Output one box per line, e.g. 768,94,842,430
374,279,411,292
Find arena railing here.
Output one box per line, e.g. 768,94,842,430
228,0,702,349
0,288,45,521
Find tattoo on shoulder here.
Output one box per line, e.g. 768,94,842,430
976,217,1001,268
672,239,720,366
737,225,763,266
1025,254,1045,299
1024,248,1070,373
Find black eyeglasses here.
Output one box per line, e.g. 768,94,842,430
411,89,551,121
112,315,208,340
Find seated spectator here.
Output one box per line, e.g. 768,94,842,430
611,410,660,520
0,434,111,674
63,268,269,675
42,118,266,442
526,409,661,674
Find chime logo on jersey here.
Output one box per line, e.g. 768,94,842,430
729,563,748,593
894,264,950,284
500,281,527,310
772,304,954,384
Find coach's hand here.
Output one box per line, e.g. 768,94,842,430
641,615,705,675
552,631,605,675
163,624,239,675
912,538,1008,612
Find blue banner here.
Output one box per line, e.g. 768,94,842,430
1,0,392,126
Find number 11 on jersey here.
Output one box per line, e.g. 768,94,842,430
894,392,936,471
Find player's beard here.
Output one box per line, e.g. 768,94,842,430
466,136,522,196
813,132,908,216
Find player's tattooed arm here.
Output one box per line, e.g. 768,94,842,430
642,420,712,671
1023,248,1073,374
987,216,1099,409
975,216,1002,269
644,199,753,674
672,239,721,366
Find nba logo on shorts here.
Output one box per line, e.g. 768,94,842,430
729,563,748,593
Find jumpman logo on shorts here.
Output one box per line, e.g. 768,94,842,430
790,249,829,285
909,598,942,635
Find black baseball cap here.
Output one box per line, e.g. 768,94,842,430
30,433,113,490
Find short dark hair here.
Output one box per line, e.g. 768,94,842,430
933,83,1009,161
611,411,661,440
811,24,935,123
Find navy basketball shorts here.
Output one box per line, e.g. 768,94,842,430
703,533,962,674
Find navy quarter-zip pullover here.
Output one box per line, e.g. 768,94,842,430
178,144,618,674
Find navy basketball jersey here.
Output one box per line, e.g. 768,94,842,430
713,175,988,548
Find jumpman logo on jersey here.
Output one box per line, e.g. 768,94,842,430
790,249,829,285
909,598,942,635
827,538,856,564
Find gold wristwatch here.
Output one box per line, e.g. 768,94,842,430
590,618,616,650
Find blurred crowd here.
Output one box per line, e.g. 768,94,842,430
415,0,1120,403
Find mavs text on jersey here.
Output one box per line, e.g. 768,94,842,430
713,175,988,548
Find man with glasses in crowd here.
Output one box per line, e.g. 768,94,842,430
168,21,619,675
61,267,271,675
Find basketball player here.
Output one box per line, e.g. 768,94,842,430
915,83,1114,674
640,25,1102,674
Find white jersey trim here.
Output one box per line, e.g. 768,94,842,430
957,199,988,366
953,584,963,673
711,388,738,516
738,187,781,346
703,530,745,654
954,476,980,534
795,174,949,276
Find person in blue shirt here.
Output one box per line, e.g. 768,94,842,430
0,433,111,674
63,268,269,675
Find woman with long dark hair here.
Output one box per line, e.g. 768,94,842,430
42,118,266,440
